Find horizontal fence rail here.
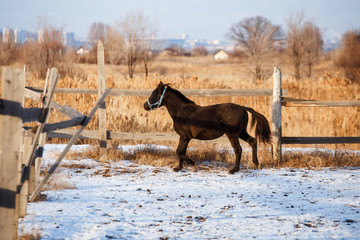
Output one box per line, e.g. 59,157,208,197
282,137,360,144
45,129,247,144
282,97,360,107
26,87,288,97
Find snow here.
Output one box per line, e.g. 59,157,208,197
18,145,360,239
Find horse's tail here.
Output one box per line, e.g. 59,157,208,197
244,107,272,144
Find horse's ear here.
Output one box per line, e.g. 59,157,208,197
157,81,164,93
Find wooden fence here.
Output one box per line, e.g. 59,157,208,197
272,66,360,165
26,65,360,169
0,65,110,240
26,43,286,163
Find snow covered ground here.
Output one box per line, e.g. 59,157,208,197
18,145,360,239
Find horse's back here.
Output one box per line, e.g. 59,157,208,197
213,103,249,131
213,103,247,117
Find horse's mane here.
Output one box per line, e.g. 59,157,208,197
167,86,195,104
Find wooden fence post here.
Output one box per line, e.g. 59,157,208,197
18,67,28,219
97,40,107,162
33,69,51,191
0,68,24,240
272,66,282,166
19,133,33,218
24,68,58,170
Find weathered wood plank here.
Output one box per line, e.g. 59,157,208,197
25,87,83,119
21,107,43,123
282,137,360,144
272,66,282,166
46,129,97,139
47,129,237,144
19,133,33,218
0,68,24,240
282,98,360,107
24,68,59,168
24,87,43,102
18,67,28,219
50,102,84,119
24,131,36,195
110,132,232,144
42,116,86,133
98,41,107,162
33,69,51,195
179,89,281,97
26,87,286,97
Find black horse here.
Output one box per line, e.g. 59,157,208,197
144,82,271,174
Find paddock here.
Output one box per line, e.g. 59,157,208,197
1,41,359,239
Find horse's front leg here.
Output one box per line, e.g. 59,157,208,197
174,136,191,172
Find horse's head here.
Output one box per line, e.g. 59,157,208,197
144,81,169,111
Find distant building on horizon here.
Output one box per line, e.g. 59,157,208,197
2,27,14,43
214,50,229,61
63,32,75,48
14,29,26,44
2,27,29,45
37,29,44,44
37,29,76,47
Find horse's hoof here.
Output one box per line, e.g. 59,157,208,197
229,168,239,174
258,163,263,170
173,167,182,172
186,159,195,166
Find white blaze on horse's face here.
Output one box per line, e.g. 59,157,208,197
144,87,167,111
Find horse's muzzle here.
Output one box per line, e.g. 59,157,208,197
144,102,151,111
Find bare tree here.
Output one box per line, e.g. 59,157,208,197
192,46,208,57
0,35,17,66
228,16,282,81
117,11,159,79
88,22,107,46
138,15,160,77
23,16,65,77
105,26,124,65
337,29,360,83
286,12,305,80
303,22,322,77
88,22,108,62
166,44,185,56
117,12,142,79
286,12,323,80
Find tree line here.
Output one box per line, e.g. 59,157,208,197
228,12,322,81
0,11,359,83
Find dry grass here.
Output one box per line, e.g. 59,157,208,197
281,150,360,169
17,232,41,240
72,144,360,170
41,173,76,192
64,146,99,161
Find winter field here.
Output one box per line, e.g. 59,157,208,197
18,144,360,240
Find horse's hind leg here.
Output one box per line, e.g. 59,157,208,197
227,134,242,174
174,136,192,172
240,131,260,169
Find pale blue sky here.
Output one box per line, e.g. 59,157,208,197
1,0,359,40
